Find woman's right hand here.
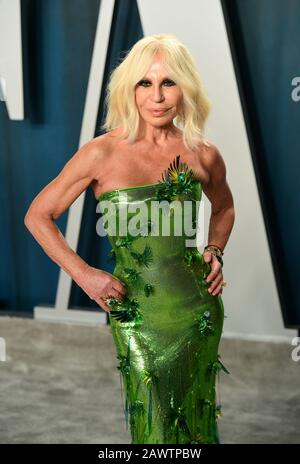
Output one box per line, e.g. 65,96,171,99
76,265,127,313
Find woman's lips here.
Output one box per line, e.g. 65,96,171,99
150,108,169,116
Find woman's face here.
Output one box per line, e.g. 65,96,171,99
135,53,183,127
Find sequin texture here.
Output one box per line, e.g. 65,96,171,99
98,154,228,444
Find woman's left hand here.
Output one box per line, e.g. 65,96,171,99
203,250,224,296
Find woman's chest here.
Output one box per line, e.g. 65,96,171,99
93,146,209,199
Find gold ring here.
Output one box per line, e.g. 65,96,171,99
221,281,227,287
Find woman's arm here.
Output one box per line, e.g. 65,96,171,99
24,138,126,311
200,142,235,296
201,143,235,253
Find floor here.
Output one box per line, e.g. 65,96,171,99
0,314,299,444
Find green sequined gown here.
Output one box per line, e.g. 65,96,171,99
98,155,228,444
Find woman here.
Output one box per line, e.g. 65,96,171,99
24,34,235,444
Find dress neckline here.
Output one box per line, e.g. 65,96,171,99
97,154,202,202
98,179,202,202
98,181,165,201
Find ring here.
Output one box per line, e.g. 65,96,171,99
104,295,123,307
221,281,227,287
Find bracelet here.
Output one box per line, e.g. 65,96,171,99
204,244,224,267
215,255,224,267
204,244,224,256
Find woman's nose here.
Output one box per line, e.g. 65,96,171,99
151,86,164,102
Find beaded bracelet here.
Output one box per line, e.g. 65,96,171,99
204,244,224,267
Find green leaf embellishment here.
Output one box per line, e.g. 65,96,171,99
162,154,198,184
183,249,201,266
110,307,142,323
155,154,199,202
129,400,145,416
216,353,230,374
115,235,136,249
183,249,211,281
169,406,191,443
155,184,175,203
207,354,230,375
123,267,142,283
130,245,153,267
118,338,133,431
129,399,145,436
184,250,194,266
196,310,214,337
141,368,159,387
108,296,143,323
207,360,220,375
141,368,159,434
116,353,131,376
144,283,155,297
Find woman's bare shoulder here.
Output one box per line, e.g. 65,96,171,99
75,132,119,174
90,129,121,157
198,138,223,164
88,132,113,154
195,139,227,186
199,138,219,152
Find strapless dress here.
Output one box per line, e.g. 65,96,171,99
98,155,229,444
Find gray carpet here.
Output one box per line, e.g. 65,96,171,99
0,315,299,444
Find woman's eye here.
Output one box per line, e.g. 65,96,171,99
163,80,176,86
137,79,176,87
137,80,151,86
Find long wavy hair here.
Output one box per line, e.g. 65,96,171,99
100,33,211,151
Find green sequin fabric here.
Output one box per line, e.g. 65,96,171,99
98,155,228,444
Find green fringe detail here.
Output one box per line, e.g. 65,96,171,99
123,267,142,283
141,368,159,436
169,406,191,444
109,296,143,324
155,155,199,203
130,245,153,267
196,310,214,337
217,354,230,374
115,235,136,249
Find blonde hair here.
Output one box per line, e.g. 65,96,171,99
100,33,211,151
